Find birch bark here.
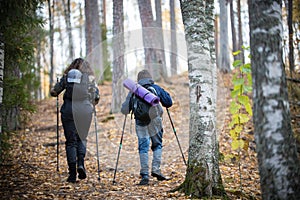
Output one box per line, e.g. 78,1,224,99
179,0,225,197
248,0,300,199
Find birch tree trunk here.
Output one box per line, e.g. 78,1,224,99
179,0,226,198
85,0,102,81
111,0,125,113
248,0,300,199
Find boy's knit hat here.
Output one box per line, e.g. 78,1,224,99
137,69,152,81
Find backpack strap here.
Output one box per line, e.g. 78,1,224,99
147,86,157,96
130,93,135,120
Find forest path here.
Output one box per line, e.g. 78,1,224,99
0,72,261,199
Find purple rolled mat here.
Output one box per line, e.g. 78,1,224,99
123,78,160,106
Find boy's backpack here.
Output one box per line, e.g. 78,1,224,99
131,86,160,123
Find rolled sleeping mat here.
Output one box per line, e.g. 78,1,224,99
123,78,160,106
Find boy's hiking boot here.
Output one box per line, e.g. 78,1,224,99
137,177,149,185
151,172,168,181
77,165,87,180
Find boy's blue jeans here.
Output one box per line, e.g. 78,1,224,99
136,117,163,178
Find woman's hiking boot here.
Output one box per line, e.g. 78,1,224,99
77,165,87,180
67,164,77,183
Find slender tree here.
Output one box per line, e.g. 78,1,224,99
294,0,300,64
101,0,106,26
34,26,46,100
229,0,238,56
111,0,125,113
78,2,83,58
178,0,226,198
248,0,300,199
62,0,74,63
101,0,112,82
137,0,164,80
85,0,102,81
288,0,294,74
170,0,177,75
237,0,244,63
0,34,4,157
48,0,55,90
57,6,65,64
219,0,231,73
155,0,167,79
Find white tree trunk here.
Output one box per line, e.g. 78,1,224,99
179,0,225,197
248,0,300,199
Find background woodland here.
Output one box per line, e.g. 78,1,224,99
1,0,300,199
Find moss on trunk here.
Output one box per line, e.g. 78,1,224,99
173,161,227,199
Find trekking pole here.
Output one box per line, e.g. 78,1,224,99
94,105,101,181
166,108,187,166
56,76,59,172
112,114,127,184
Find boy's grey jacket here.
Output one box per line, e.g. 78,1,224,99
121,78,173,126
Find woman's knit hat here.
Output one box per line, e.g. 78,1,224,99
137,69,152,81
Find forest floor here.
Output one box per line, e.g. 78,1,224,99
0,72,262,199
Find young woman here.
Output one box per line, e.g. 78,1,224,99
50,58,99,183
